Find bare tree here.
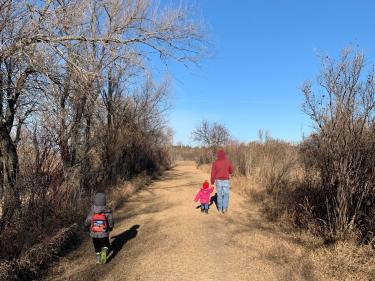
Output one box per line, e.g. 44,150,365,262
0,0,207,232
192,120,231,155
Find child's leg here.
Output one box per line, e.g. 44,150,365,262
102,237,110,250
100,237,110,264
200,204,205,212
204,203,209,213
93,238,101,253
93,238,102,264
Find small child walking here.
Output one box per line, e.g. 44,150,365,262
194,180,214,214
84,192,114,264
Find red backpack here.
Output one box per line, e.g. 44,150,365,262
90,213,108,233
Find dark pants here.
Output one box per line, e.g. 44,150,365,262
93,237,110,253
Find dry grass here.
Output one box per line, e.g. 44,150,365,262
312,241,375,281
0,223,79,280
230,176,263,200
234,176,375,280
193,144,375,281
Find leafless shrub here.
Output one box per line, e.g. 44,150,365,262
301,48,375,241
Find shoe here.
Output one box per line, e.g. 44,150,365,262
204,209,208,214
101,247,109,264
223,208,228,214
201,208,204,213
95,252,101,264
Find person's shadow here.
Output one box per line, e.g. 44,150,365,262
108,224,140,262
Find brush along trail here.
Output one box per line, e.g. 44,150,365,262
45,161,320,281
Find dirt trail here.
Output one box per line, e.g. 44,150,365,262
45,161,320,281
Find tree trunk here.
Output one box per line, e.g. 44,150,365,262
59,66,72,168
0,124,20,231
0,58,4,202
80,114,92,191
0,61,29,232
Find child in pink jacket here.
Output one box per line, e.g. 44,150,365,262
194,180,214,214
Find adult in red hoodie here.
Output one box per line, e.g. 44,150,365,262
210,149,233,213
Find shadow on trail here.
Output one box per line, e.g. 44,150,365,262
152,171,185,182
114,199,175,222
108,225,140,263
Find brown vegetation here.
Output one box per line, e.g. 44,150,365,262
174,134,375,279
0,0,206,279
180,49,375,245
175,56,375,276
300,49,375,242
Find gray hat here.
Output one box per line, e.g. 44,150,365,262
93,193,106,206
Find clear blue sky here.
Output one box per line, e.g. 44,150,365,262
165,0,375,145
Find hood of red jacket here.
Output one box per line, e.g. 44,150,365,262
202,181,209,189
217,149,226,160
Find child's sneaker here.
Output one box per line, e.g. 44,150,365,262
204,209,208,214
101,247,109,264
95,252,101,264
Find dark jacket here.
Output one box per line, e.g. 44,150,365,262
210,150,234,185
84,193,114,238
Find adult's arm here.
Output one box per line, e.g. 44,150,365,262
228,160,234,175
210,162,216,185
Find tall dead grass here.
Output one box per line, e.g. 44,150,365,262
173,137,375,280
312,241,375,281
